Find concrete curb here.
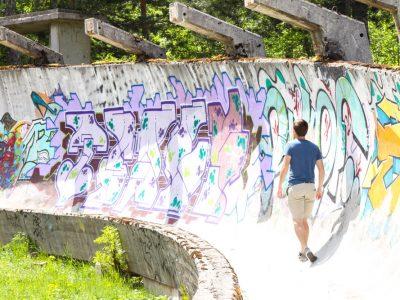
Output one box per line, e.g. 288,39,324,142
0,209,242,299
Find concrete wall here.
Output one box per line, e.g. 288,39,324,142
0,208,241,299
0,59,398,255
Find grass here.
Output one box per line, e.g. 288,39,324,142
0,233,166,300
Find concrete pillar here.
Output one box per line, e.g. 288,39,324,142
50,21,90,65
170,2,265,57
245,0,372,63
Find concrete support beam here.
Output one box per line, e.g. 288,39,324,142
169,2,265,57
355,1,400,40
245,0,372,63
355,0,398,11
0,9,91,65
85,18,166,59
0,26,63,65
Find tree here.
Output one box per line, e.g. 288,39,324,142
0,0,396,65
2,0,21,65
139,0,147,39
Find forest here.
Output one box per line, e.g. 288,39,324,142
0,0,398,66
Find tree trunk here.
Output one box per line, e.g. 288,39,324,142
345,0,353,16
4,0,16,15
140,0,148,39
69,0,76,10
332,0,345,14
50,0,58,9
4,0,20,65
33,0,41,10
351,1,369,24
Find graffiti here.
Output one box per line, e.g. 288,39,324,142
0,62,398,230
0,115,29,189
363,76,400,214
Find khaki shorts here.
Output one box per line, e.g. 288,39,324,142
287,183,316,220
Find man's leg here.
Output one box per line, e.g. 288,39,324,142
302,218,309,247
293,218,308,252
302,195,318,262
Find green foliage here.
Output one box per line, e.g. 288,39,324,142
0,0,398,65
0,233,164,299
2,232,36,258
369,10,400,66
179,284,190,300
93,225,128,275
264,23,313,59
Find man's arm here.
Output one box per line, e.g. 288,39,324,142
316,159,325,200
277,155,291,198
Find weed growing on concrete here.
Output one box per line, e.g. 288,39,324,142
179,284,190,300
2,232,36,258
93,225,128,275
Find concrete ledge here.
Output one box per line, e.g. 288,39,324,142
170,2,265,57
85,18,166,59
0,26,63,64
0,209,242,299
245,0,372,63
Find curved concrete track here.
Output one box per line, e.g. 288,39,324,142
0,60,399,299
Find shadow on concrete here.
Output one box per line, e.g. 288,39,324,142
312,190,361,266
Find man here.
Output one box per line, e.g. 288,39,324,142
277,119,325,263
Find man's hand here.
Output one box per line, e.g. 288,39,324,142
277,185,284,198
316,186,323,200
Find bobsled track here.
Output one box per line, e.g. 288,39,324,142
0,59,399,299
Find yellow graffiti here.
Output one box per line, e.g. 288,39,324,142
377,97,400,121
364,157,400,212
364,98,400,213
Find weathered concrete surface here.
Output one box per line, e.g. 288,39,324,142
0,26,63,64
0,59,398,298
355,0,400,40
0,209,242,299
0,9,90,64
142,278,180,300
50,21,90,65
245,0,372,62
170,2,265,57
85,18,166,59
0,9,87,33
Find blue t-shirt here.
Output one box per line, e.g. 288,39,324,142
284,139,322,186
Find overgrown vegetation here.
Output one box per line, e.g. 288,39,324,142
93,225,128,275
0,232,165,299
0,1,397,65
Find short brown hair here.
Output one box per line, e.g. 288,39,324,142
293,119,308,137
